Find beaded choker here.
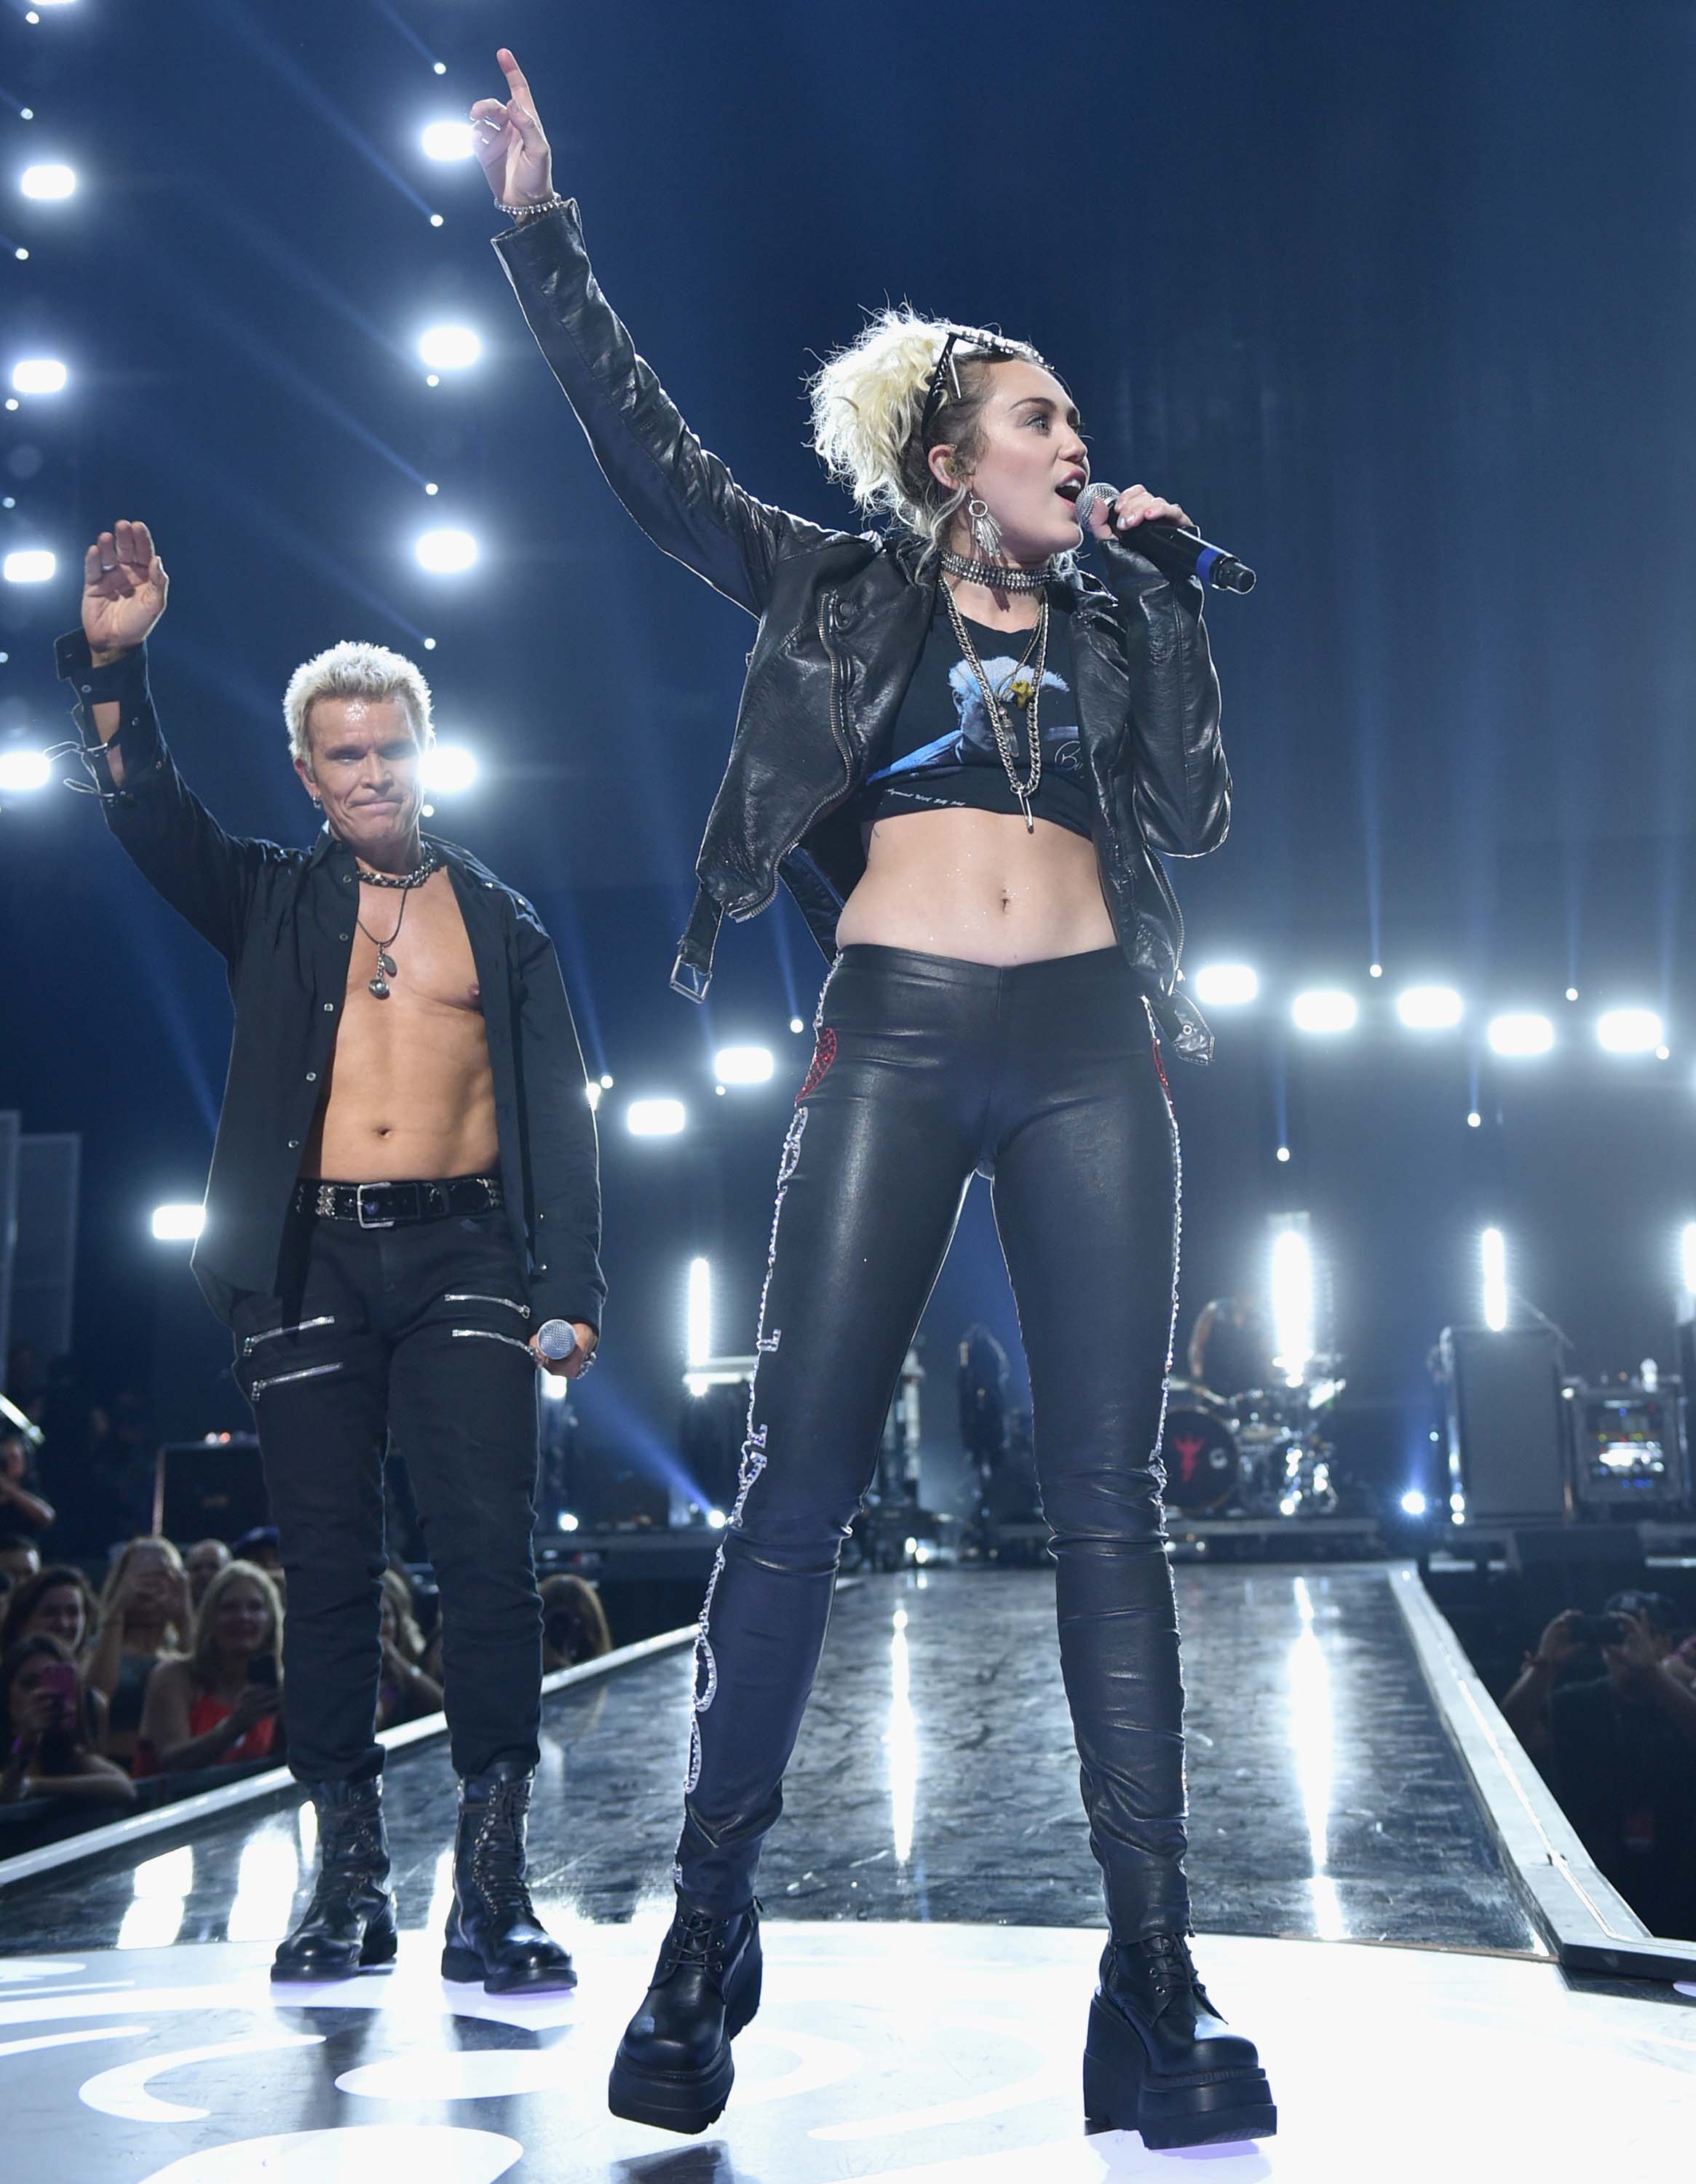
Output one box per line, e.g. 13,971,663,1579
938,549,1052,595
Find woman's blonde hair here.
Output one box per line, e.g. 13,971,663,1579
100,1536,189,1652
808,307,1053,554
282,641,435,769
190,1559,283,1690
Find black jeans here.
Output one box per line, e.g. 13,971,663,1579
679,943,1190,1937
231,1206,543,1784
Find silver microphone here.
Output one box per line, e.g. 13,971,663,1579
535,1318,578,1361
1073,482,1256,594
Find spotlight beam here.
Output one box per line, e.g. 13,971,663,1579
212,7,436,216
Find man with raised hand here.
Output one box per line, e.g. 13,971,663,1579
60,518,603,1993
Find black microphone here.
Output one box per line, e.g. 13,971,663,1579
1073,483,1256,594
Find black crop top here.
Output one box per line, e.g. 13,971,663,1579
860,593,1095,841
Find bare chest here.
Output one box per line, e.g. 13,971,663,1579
344,871,482,1016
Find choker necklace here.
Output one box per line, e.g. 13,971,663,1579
354,847,437,999
938,549,1052,596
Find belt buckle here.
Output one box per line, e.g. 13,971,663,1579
356,1182,397,1230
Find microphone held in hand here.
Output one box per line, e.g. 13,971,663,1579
1073,483,1256,595
534,1318,578,1362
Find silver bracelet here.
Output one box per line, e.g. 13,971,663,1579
499,193,567,223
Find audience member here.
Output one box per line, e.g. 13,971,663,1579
376,1567,444,1729
0,1427,54,1538
136,1559,283,1776
231,1526,284,1579
1502,1588,1696,1939
0,1634,134,1811
87,1538,193,1769
0,1532,41,1588
539,1573,613,1672
184,1538,232,1609
0,1564,108,1749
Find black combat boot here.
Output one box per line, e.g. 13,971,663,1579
1083,1931,1277,2148
440,1760,576,1993
606,1894,762,2134
271,1775,397,1982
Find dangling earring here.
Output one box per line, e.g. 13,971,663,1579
968,496,1004,563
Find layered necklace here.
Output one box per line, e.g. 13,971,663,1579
354,847,437,1000
940,579,1050,834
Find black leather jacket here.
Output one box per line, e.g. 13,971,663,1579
494,202,1230,1061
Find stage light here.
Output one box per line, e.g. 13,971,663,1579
1467,1111,1482,1128
1657,1045,1671,1061
20,163,75,199
706,1507,727,1530
600,1073,615,1088
1192,962,1258,1007
422,637,436,649
686,1257,712,1368
433,62,448,77
1369,962,1383,978
11,357,66,395
1487,1011,1553,1057
12,249,27,261
556,1510,579,1530
790,1017,806,1034
151,1203,205,1242
1276,1146,1291,1163
584,1083,601,1113
1270,1218,1313,1382
627,1098,686,1137
419,741,476,794
0,748,51,793
1481,1227,1507,1331
1396,984,1463,1030
3,550,55,584
1566,987,1580,1002
421,120,476,161
714,1045,774,1086
428,214,444,229
1291,989,1357,1034
417,323,480,371
414,527,478,573
1596,1008,1663,1055
1400,1489,1428,1518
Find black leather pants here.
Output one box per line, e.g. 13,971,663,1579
677,943,1190,1938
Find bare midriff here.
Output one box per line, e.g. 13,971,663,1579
303,869,501,1182
836,807,1117,965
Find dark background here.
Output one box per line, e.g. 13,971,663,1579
1,1,1692,1515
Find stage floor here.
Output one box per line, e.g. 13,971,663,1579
1,1564,1540,1952
10,1565,1692,2177
3,1923,1693,2182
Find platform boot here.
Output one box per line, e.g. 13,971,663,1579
271,1774,397,1982
606,1894,763,2134
1082,1930,1277,2148
440,1759,576,1993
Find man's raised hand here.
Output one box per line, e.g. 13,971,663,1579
470,48,554,210
82,520,167,660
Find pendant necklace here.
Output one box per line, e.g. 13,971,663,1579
943,583,1050,833
355,849,436,1000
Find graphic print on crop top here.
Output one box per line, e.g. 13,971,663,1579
861,595,1095,841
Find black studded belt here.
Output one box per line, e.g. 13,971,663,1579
292,1173,504,1227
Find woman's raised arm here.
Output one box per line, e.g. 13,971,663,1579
473,49,836,617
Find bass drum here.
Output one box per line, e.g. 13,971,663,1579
1162,1403,1241,1515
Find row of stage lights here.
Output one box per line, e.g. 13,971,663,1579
1188,964,1669,1060
1,43,526,764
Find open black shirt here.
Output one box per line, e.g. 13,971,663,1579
56,629,605,1335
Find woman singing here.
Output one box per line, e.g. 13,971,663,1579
474,49,1274,2152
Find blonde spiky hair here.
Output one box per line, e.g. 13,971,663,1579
282,640,435,769
807,307,1051,554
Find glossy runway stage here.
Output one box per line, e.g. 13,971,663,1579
4,1567,1694,2180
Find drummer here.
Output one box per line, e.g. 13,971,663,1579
1186,1296,1277,1405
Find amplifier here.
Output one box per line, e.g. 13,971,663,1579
1565,1381,1690,1512
153,1435,271,1544
1436,1325,1569,1522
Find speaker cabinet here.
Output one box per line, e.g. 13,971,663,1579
1437,1325,1569,1521
153,1436,271,1544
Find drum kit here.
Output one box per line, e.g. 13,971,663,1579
1162,1358,1345,1519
